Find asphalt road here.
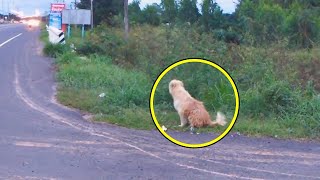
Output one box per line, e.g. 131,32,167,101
0,24,319,180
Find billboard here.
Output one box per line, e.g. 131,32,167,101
49,12,62,30
62,10,91,25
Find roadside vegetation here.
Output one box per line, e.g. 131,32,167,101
42,0,320,140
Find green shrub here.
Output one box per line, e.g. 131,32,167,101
262,81,298,114
43,43,68,58
89,25,125,59
76,42,104,56
56,51,77,64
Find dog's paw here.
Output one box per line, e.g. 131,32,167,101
189,127,200,135
179,124,188,127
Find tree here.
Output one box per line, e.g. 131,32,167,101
236,0,286,43
255,3,285,41
129,0,143,24
141,4,161,26
178,0,200,24
285,8,319,48
235,0,320,47
201,0,223,31
235,0,258,18
161,0,178,23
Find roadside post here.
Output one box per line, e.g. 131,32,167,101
46,25,66,44
82,24,85,38
68,24,71,38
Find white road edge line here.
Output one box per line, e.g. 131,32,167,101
0,33,22,47
13,65,260,180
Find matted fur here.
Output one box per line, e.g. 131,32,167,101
169,79,227,128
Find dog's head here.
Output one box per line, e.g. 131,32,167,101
169,79,184,94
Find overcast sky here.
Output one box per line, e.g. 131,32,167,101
0,0,237,16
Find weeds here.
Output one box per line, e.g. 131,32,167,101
43,43,68,58
43,24,320,139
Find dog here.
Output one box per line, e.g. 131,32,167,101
169,79,227,133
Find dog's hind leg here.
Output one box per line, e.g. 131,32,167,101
190,126,196,134
178,113,188,127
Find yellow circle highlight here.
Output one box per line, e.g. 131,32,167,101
150,58,240,148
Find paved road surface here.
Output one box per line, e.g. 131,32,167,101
0,24,319,180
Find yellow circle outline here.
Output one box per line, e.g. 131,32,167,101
150,58,240,148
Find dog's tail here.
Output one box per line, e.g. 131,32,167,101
209,112,227,127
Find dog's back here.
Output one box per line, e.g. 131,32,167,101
183,99,212,128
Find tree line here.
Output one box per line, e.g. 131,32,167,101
0,13,21,21
77,0,320,48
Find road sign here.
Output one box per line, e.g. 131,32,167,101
51,3,66,12
49,12,62,30
49,3,66,30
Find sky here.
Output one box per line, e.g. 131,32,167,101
0,0,75,16
0,0,237,17
132,0,238,14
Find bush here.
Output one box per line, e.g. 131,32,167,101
43,43,68,58
213,29,241,44
263,81,298,114
56,51,77,64
76,42,104,56
88,25,125,59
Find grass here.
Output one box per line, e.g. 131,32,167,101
54,54,154,130
39,23,51,43
233,118,315,139
41,24,320,140
57,87,154,130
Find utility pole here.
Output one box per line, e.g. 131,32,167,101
1,0,2,14
1,0,4,15
90,0,93,29
124,0,129,41
6,0,8,20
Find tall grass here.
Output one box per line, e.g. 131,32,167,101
44,24,320,139
56,54,151,110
